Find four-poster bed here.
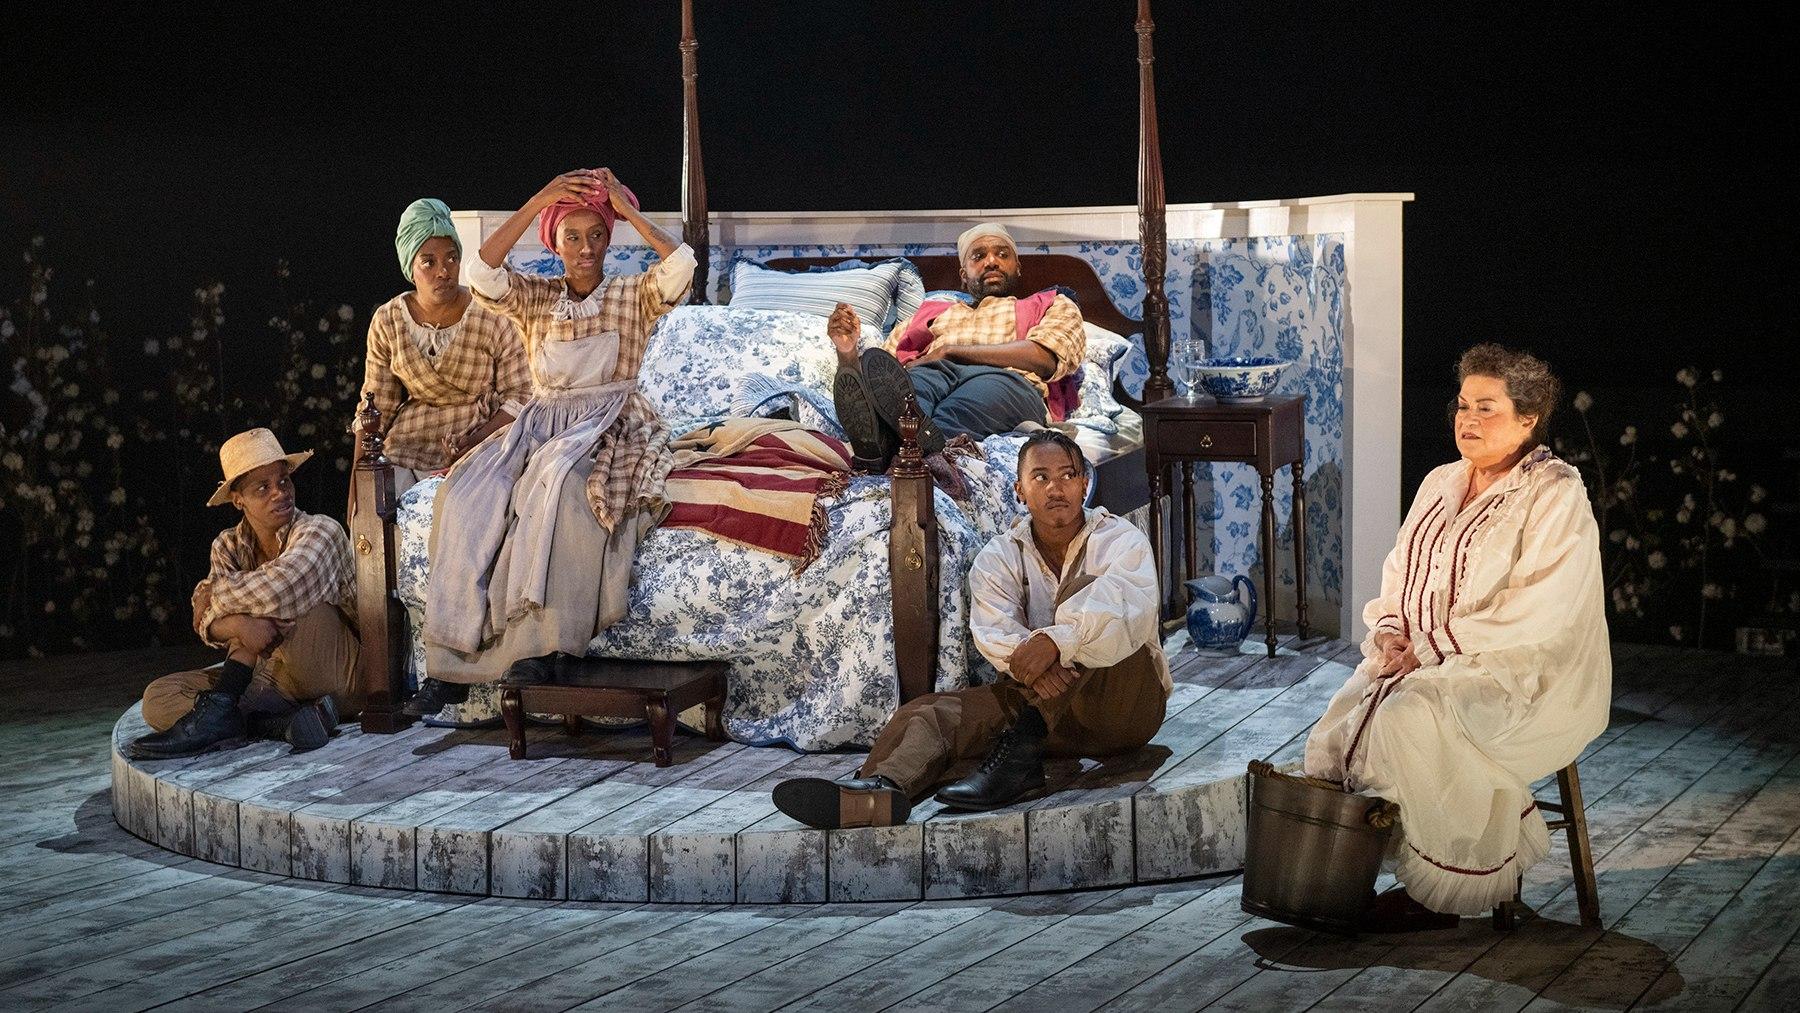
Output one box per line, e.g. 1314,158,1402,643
348,0,1179,737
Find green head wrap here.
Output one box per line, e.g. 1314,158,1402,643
395,198,460,282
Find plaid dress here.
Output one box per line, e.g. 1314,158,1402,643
360,295,529,472
423,252,688,682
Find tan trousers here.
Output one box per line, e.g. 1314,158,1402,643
860,644,1168,798
143,603,363,732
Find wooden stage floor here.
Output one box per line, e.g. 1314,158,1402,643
1,638,1797,1010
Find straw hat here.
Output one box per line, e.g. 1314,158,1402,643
206,428,313,507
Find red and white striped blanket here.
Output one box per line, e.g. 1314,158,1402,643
661,418,853,573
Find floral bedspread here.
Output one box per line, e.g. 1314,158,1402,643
393,305,1130,751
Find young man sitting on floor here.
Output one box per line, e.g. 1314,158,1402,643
773,430,1171,827
126,429,361,760
827,222,1087,471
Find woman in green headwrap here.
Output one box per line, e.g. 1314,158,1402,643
358,198,529,488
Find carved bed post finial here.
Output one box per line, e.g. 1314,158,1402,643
893,395,927,478
355,392,386,469
680,0,711,304
1136,0,1175,404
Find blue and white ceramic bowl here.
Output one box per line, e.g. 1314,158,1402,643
1196,356,1291,403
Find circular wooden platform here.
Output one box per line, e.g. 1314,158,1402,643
110,638,1355,902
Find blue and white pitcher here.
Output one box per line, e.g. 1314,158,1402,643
1184,574,1259,651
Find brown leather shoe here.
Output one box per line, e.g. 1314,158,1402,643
772,775,911,830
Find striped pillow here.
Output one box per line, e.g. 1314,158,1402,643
729,259,908,332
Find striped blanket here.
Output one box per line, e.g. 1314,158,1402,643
661,418,853,572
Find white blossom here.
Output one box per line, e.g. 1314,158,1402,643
1702,582,1724,600
1647,551,1667,570
1707,412,1724,429
1573,391,1593,412
1625,536,1640,551
1676,508,1692,524
1609,528,1627,544
62,383,78,398
108,487,126,506
1669,625,1684,641
143,339,159,355
1750,485,1768,503
1,452,20,471
1712,369,1724,382
106,432,123,450
1677,368,1698,388
43,600,55,614
1746,513,1767,535
150,606,169,623
43,433,61,450
1671,422,1689,438
0,320,12,338
309,364,326,379
337,304,354,322
1620,426,1637,446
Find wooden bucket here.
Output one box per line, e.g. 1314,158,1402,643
1240,760,1400,935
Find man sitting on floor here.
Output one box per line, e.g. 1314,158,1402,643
772,430,1171,827
828,222,1087,470
126,429,361,760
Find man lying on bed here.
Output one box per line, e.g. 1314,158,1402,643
828,223,1086,471
771,431,1170,826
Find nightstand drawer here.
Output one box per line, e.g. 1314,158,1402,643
1157,420,1257,457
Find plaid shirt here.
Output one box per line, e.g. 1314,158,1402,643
192,510,357,649
360,295,529,472
884,292,1086,399
471,253,690,531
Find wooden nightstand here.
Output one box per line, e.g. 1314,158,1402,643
1141,393,1308,657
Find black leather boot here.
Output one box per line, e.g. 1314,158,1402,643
402,677,470,717
126,690,247,760
858,349,944,457
934,717,1047,811
772,774,911,829
501,651,585,687
248,696,339,752
832,367,898,470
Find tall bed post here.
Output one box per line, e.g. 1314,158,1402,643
1136,0,1174,404
350,395,414,734
680,0,711,303
888,398,940,703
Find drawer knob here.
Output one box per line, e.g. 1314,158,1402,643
1199,434,1214,449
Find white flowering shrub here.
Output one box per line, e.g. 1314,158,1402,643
1559,367,1789,648
1,241,366,659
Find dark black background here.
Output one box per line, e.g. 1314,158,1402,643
3,2,1794,493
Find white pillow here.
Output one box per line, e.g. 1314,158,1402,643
638,305,881,422
728,260,907,333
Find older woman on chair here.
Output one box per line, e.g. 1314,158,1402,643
1303,343,1611,930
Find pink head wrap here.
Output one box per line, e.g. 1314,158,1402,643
537,179,639,254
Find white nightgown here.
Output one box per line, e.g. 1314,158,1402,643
1303,445,1611,915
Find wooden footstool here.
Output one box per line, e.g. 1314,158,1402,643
499,658,729,767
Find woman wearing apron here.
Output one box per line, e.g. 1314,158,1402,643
416,168,695,714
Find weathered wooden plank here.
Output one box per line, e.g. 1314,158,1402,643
570,902,906,1012
734,754,861,904
348,750,561,890
167,897,545,1012
665,901,995,1013
490,732,738,900
417,757,618,895
287,729,505,884
566,742,789,903
874,885,1209,1007
786,889,1120,1013
356,904,727,1013
1739,931,1800,1013
257,902,642,1012
828,822,924,902
646,747,812,903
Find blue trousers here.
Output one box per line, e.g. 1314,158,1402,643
903,360,1047,441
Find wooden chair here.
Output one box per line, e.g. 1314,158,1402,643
499,658,729,768
1493,762,1601,930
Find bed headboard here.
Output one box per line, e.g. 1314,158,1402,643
763,254,1142,339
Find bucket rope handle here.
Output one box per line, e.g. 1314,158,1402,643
1248,760,1401,829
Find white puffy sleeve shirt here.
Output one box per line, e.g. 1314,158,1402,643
968,509,1172,695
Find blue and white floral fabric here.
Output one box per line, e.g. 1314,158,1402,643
395,302,1136,750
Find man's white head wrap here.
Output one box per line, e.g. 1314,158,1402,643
956,222,1017,264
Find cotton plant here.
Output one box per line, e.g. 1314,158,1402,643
1560,366,1787,648
259,260,362,499
1,237,175,657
